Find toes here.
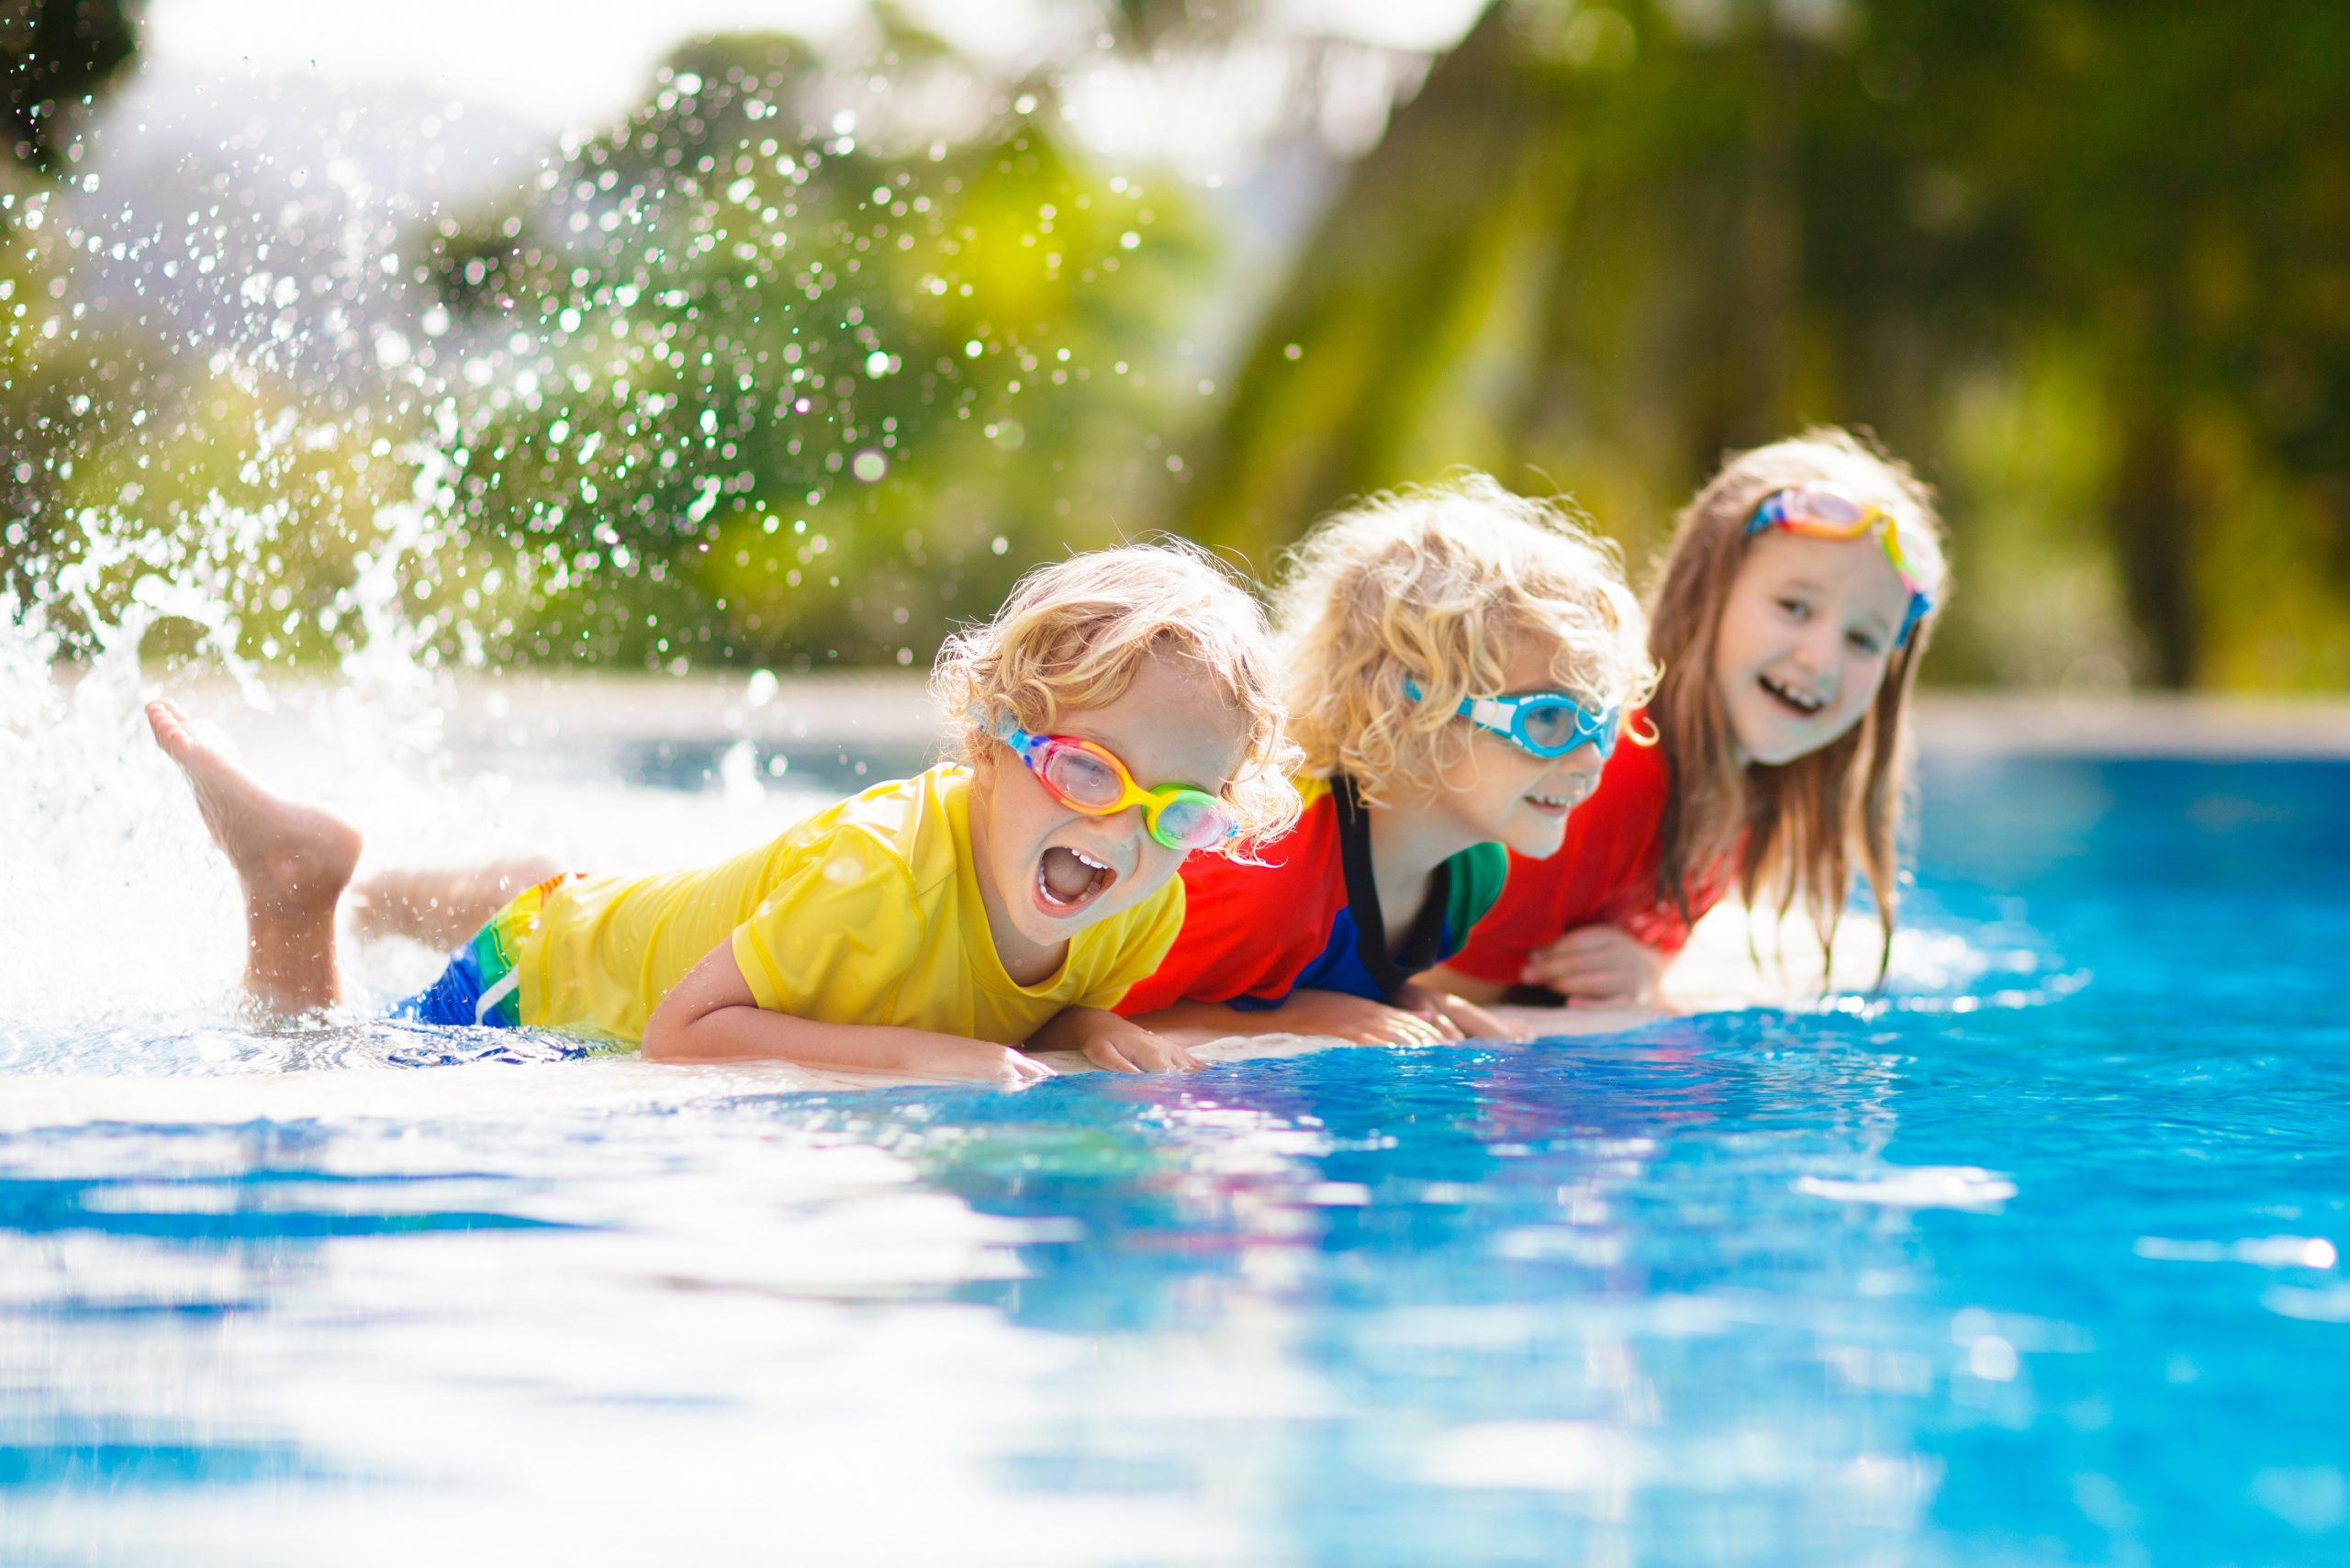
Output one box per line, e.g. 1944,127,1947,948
145,700,186,754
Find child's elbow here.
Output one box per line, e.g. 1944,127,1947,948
639,1002,692,1061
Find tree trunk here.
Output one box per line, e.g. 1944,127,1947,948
2111,403,2196,687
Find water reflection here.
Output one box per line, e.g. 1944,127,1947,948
4,759,2349,1563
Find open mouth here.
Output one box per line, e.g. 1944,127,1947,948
1524,790,1581,816
1758,673,1827,717
1035,844,1117,917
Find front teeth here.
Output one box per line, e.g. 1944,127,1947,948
1069,848,1110,872
1761,674,1825,713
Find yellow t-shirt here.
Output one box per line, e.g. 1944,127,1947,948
509,764,1186,1047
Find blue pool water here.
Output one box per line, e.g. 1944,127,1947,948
4,754,2346,1565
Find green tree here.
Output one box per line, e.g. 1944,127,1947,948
415,24,1211,671
1187,0,2350,689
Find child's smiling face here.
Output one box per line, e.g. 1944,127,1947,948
968,656,1249,974
1712,529,1912,766
1424,641,1612,860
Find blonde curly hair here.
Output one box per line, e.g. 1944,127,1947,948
1274,475,1656,804
932,540,1304,852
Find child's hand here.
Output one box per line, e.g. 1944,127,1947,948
1519,924,1667,1008
1271,988,1461,1047
1390,981,1529,1042
914,1037,1058,1085
1033,1006,1203,1074
1080,1017,1203,1075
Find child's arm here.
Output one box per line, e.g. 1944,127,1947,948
642,941,1053,1084
1416,963,1505,1005
1129,988,1524,1047
1028,1006,1203,1074
1388,980,1527,1041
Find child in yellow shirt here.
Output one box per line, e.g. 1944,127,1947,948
145,544,1302,1082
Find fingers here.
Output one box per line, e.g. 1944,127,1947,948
1126,1026,1204,1073
1364,1008,1449,1047
1431,994,1525,1041
1530,925,1629,960
1521,927,1636,982
1002,1049,1058,1083
1124,1041,1208,1073
1082,1038,1141,1074
1520,949,1638,994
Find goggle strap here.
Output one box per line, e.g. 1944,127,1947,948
1467,696,1514,731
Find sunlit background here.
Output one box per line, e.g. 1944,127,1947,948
7,10,2350,1564
8,0,2345,696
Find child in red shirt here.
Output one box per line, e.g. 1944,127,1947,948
1431,429,1949,1008
1119,475,1656,1047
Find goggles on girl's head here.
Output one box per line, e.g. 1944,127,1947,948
1404,678,1621,761
1745,485,1935,647
992,718,1239,852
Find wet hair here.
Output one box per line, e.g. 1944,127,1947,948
932,540,1304,852
1273,474,1656,806
1646,426,1950,980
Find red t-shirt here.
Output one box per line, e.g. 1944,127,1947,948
1115,777,1509,1015
1445,715,1732,985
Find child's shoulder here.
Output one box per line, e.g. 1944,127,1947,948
776,763,971,897
1181,774,1342,889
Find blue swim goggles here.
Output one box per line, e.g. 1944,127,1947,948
1404,678,1621,761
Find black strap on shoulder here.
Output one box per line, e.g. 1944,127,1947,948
1333,774,1453,999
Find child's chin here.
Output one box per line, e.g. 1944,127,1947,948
1729,711,1807,767
1505,818,1572,860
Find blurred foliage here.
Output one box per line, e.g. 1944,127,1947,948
1186,0,2350,689
6,0,2350,691
4,176,400,667
6,0,386,673
2,0,135,171
410,24,1212,670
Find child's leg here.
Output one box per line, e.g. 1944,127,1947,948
145,700,362,1015
352,857,562,950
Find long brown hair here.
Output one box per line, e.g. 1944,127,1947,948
1646,428,1948,981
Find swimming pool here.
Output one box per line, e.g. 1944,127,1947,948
4,748,2345,1565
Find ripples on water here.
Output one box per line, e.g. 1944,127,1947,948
3,751,2347,1565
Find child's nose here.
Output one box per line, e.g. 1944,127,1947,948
1544,753,1603,796
1795,622,1842,676
1082,808,1147,857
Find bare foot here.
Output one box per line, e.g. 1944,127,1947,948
147,699,362,1013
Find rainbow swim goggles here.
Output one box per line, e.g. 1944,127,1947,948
1403,678,1621,760
991,718,1239,851
1744,485,1935,647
